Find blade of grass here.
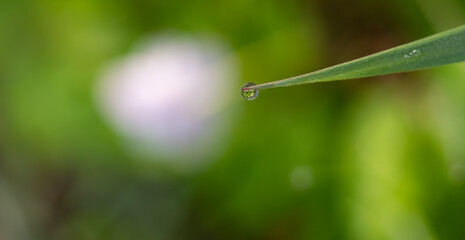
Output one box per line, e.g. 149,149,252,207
243,24,465,91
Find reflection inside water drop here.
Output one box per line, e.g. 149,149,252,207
240,82,258,101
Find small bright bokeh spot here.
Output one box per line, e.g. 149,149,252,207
289,165,313,192
449,162,465,183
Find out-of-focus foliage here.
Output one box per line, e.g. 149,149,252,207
1,0,465,239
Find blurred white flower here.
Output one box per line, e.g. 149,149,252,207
95,33,239,171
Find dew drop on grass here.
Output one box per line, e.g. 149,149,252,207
404,49,421,59
240,82,258,101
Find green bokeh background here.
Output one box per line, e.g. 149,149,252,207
2,0,465,239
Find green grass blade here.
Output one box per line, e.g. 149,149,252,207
245,24,465,91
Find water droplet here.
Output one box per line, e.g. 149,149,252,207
240,82,258,101
404,49,421,59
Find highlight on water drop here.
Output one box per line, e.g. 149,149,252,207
240,82,259,101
